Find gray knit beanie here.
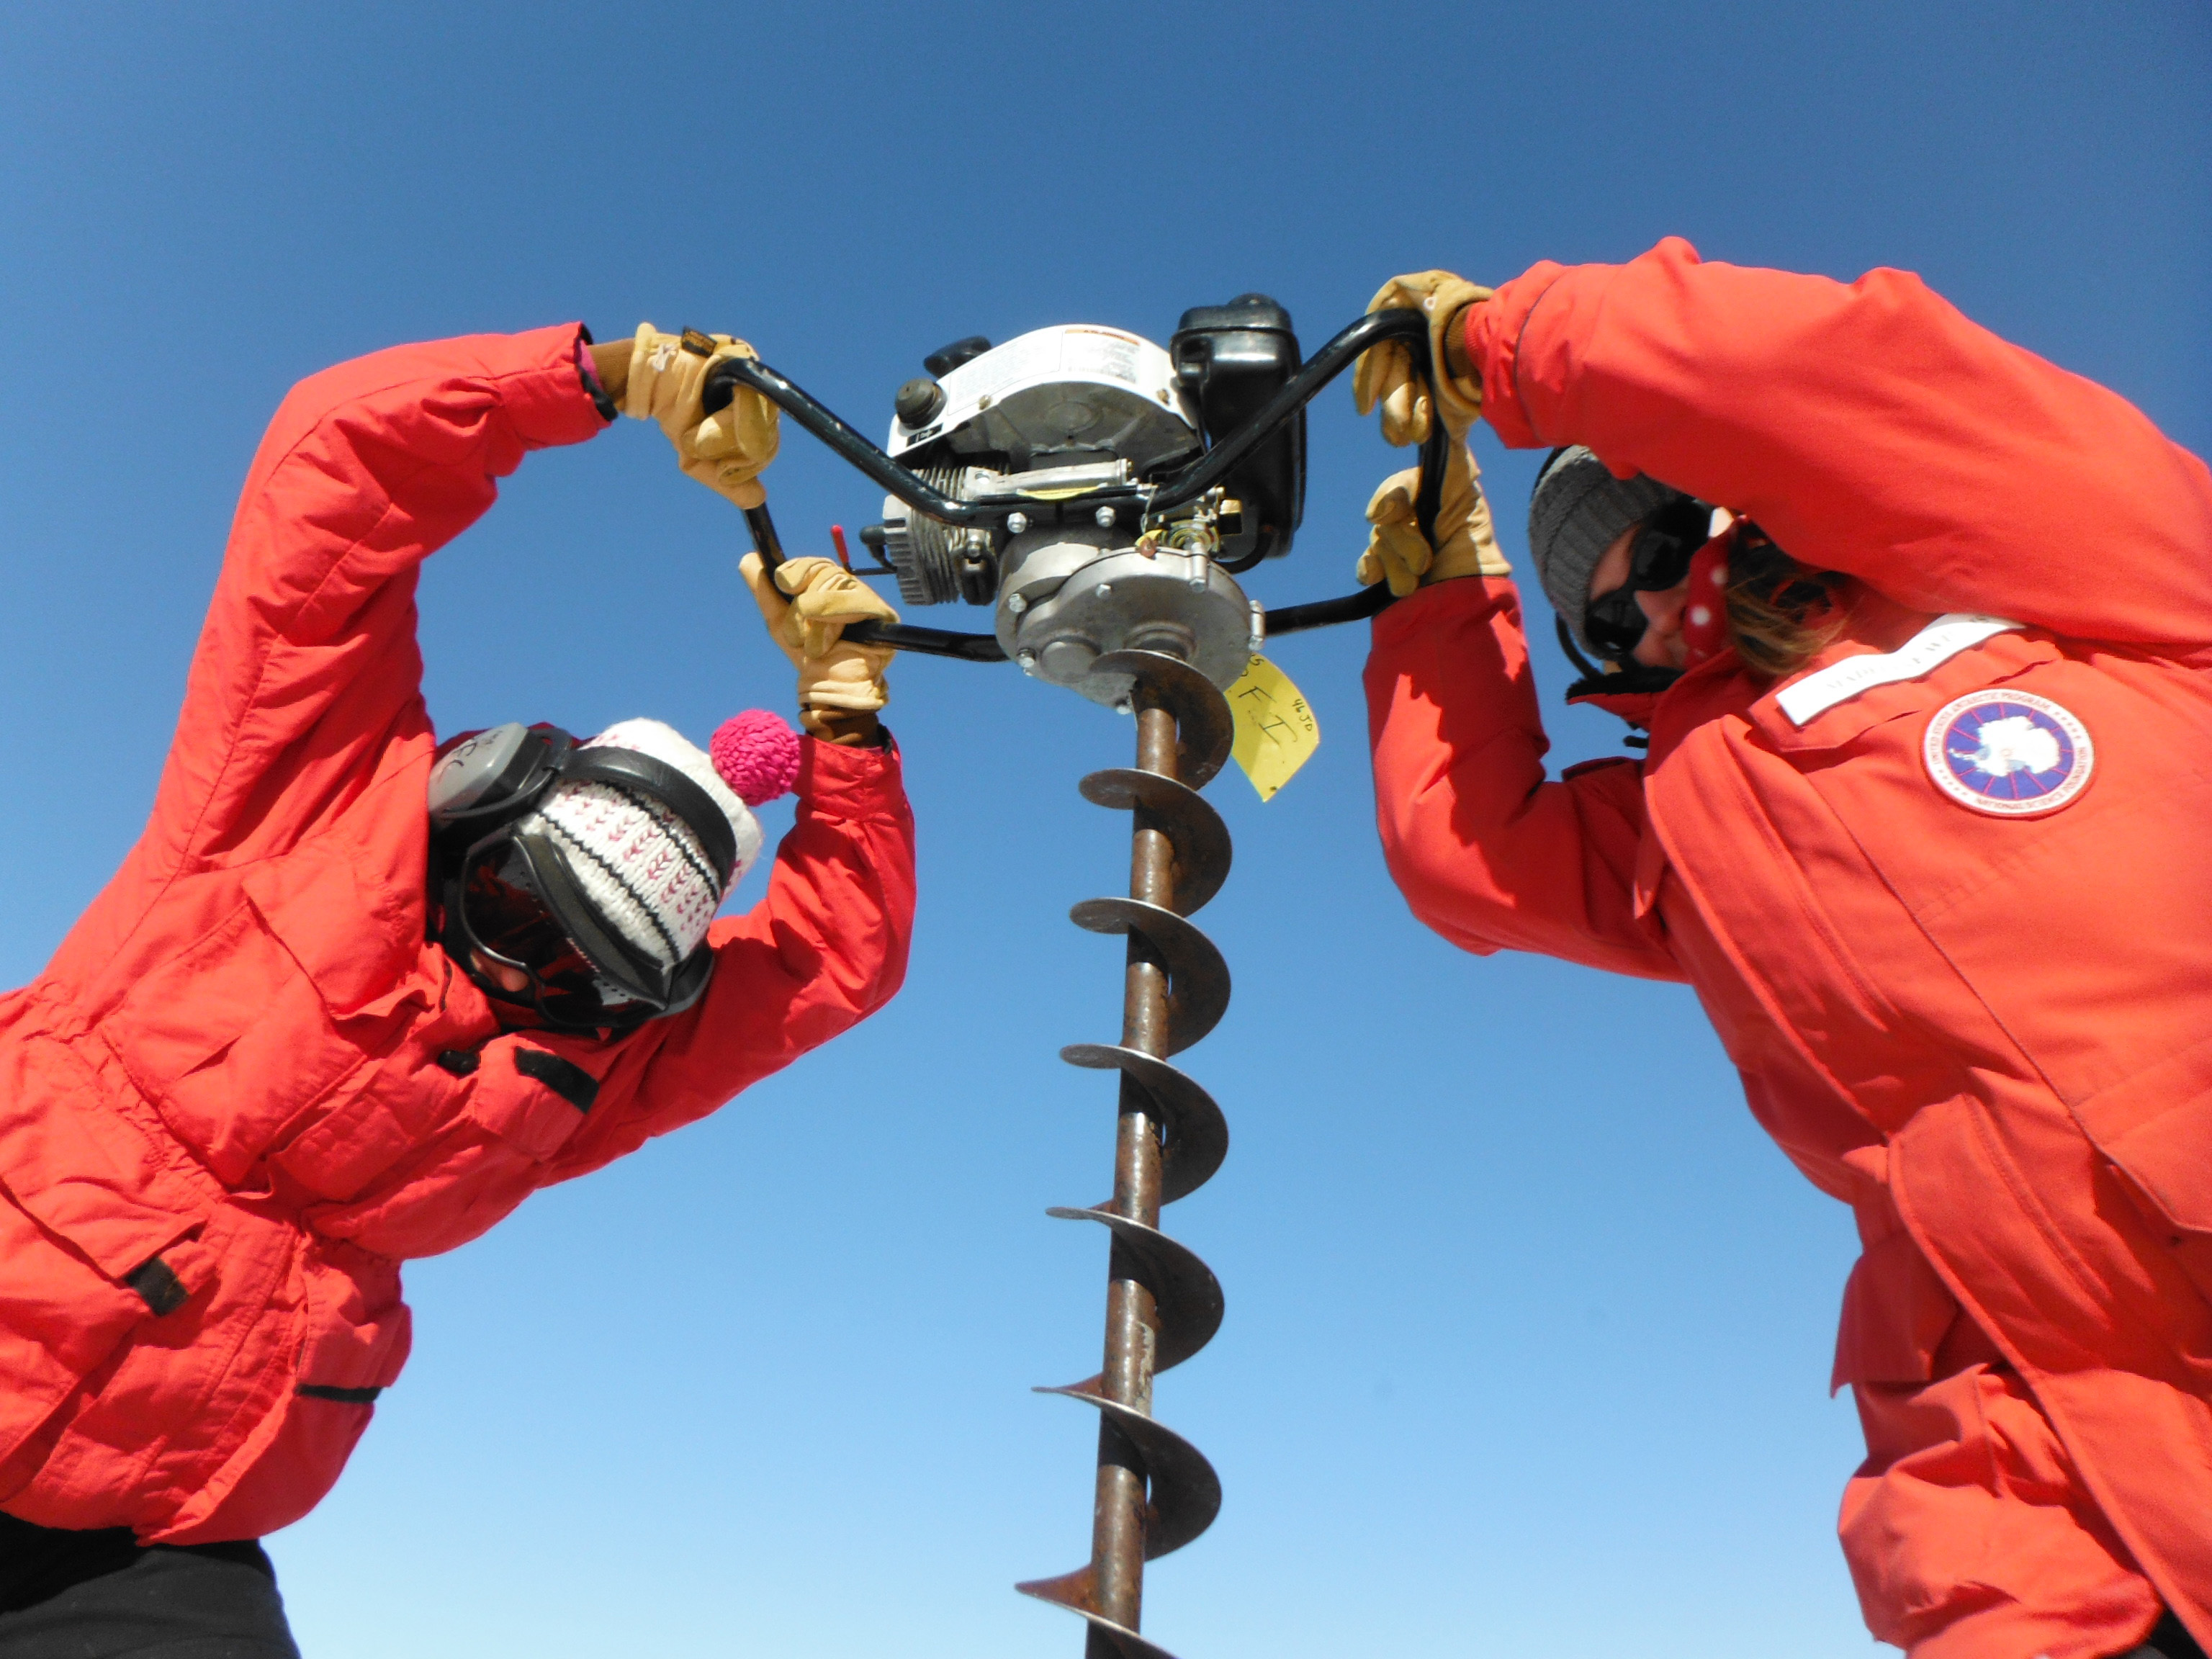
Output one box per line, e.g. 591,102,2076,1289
1527,446,1685,651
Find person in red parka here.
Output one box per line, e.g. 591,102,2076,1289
1351,243,2212,1659
0,323,917,1655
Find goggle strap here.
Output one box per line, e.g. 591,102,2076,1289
1555,615,1604,683
1558,617,1683,700
658,947,716,1020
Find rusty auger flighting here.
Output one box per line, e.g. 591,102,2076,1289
1016,647,1234,1659
701,297,1442,1657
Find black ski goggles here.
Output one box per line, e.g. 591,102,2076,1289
1581,497,1714,663
428,724,735,1031
442,831,719,1031
448,839,624,1027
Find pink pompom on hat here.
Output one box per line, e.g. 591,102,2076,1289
711,708,804,809
518,709,799,974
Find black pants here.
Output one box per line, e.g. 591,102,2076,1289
2133,1611,2212,1659
0,1513,298,1658
1,1502,2205,1659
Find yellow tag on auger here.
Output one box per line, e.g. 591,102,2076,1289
1227,655,1320,801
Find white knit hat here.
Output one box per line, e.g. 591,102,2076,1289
518,719,767,974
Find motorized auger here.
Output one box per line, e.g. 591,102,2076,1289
703,300,1442,1659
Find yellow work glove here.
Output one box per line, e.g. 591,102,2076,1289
740,554,900,714
1350,270,1493,448
622,323,781,509
1354,443,1511,597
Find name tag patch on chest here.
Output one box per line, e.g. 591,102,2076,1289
1923,689,2094,817
1776,613,2022,726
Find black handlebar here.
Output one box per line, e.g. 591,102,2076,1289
701,305,1449,661
709,356,1005,530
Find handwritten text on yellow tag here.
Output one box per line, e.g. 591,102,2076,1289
1228,655,1320,801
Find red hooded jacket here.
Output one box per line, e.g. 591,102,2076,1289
1366,241,2212,1659
0,326,916,1545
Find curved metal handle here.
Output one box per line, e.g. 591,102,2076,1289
703,356,1004,529
1259,580,1397,637
840,619,1007,662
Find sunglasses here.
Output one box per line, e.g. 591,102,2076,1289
1582,499,1712,662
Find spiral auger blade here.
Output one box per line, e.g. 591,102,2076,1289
1018,649,1236,1659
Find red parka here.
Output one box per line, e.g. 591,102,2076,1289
0,327,917,1545
1366,240,2212,1659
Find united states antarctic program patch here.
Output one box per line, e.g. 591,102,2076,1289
1923,689,2095,817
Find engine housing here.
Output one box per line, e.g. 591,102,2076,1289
873,315,1300,704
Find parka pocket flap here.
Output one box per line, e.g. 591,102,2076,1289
104,896,364,1184
0,1160,203,1289
1830,1231,1961,1392
106,904,266,1087
2098,1065,2212,1316
2095,1046,2212,1239
0,1189,153,1430
125,1233,218,1315
269,1061,415,1204
2073,1033,2212,1206
0,1035,209,1286
242,843,413,1016
298,1248,412,1395
459,1041,598,1163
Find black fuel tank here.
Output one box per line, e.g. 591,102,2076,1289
1169,295,1306,563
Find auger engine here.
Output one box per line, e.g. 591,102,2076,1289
863,297,1306,706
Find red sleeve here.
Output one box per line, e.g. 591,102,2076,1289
1365,577,1683,981
537,737,918,1182
1470,238,2212,649
147,326,608,868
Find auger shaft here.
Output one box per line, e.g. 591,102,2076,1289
1090,701,1181,1630
1020,648,1232,1659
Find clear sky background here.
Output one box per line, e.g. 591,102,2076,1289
1,5,2206,1656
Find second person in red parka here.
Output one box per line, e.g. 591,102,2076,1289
1353,244,2212,1659
0,323,917,1655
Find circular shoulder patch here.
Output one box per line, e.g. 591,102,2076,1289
1923,689,2094,817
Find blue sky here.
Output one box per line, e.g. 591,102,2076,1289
1,4,2206,1655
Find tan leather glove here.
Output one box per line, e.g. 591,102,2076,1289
1355,443,1511,597
1351,271,1493,447
622,324,781,509
740,554,899,714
